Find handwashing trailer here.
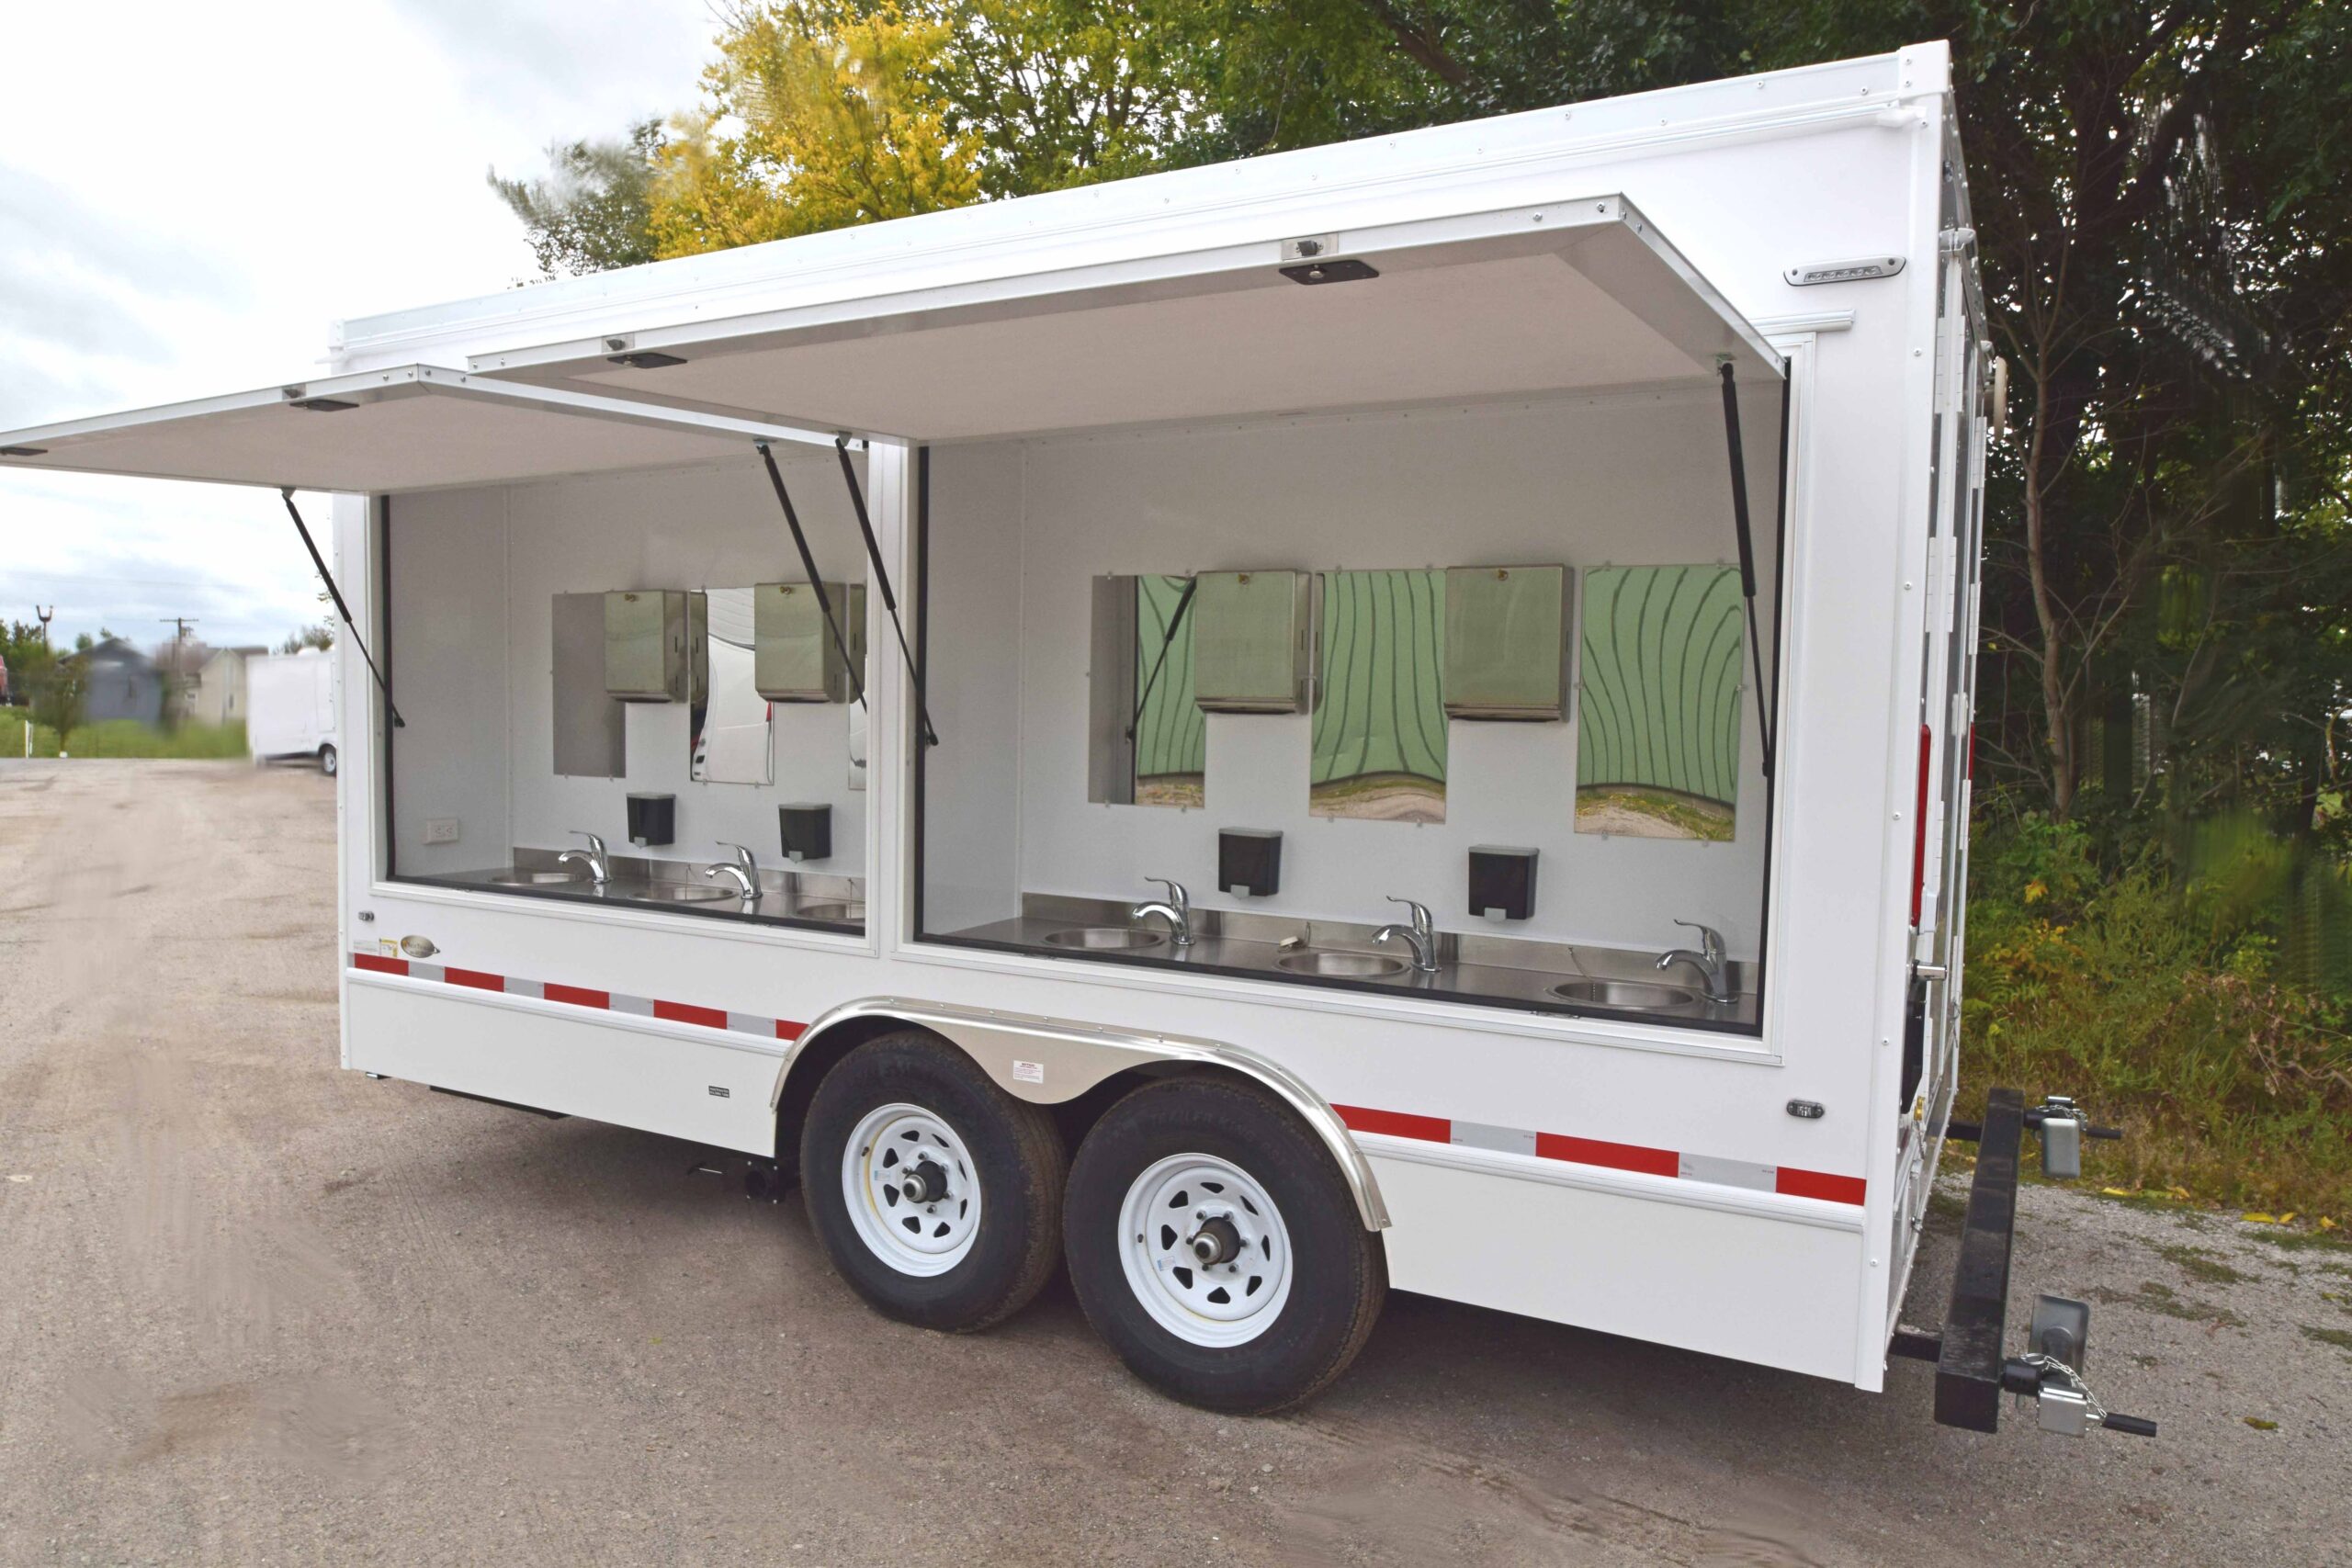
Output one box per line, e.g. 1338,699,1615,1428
0,42,2151,1432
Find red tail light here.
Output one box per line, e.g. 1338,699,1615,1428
1909,723,1933,926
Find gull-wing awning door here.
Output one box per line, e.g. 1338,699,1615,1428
0,363,833,493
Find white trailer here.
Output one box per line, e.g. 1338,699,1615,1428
0,42,2151,1432
245,648,338,773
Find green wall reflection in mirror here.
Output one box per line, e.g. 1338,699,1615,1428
1576,565,1743,841
1133,574,1206,806
1312,569,1447,823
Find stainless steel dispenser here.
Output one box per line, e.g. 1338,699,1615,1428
754,581,865,703
604,590,693,703
1443,565,1572,721
1193,570,1315,714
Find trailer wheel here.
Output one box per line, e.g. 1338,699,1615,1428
800,1032,1066,1332
1063,1078,1385,1413
317,743,338,777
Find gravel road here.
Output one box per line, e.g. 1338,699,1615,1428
0,760,2344,1565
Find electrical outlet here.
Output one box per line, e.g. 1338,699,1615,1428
423,818,459,845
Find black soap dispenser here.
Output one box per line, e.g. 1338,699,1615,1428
1467,845,1537,921
1218,829,1283,898
779,803,833,863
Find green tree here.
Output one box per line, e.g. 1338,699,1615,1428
279,623,334,655
489,119,667,278
25,648,85,755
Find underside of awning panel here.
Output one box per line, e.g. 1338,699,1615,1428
0,366,833,495
470,197,1785,445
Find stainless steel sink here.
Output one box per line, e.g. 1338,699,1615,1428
794,899,865,923
605,881,738,905
488,868,590,886
1273,949,1408,979
1547,977,1700,1010
1041,926,1166,951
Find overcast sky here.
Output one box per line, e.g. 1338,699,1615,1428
0,0,718,654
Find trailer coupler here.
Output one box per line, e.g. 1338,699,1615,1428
1892,1086,2157,1438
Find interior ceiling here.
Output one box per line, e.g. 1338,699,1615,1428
0,389,776,494
571,253,1713,442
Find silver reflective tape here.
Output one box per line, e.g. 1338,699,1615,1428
1678,1153,1778,1192
609,993,656,1018
503,977,545,1000
727,1011,768,1038
407,963,445,984
1450,1121,1538,1157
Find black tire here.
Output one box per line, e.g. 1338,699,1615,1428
1063,1077,1385,1414
800,1032,1066,1333
317,743,338,777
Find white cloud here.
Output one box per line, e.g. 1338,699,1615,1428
0,0,716,652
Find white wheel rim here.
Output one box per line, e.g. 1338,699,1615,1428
1116,1153,1294,1347
842,1102,983,1276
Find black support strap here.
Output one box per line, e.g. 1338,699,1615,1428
755,443,866,712
1716,363,1776,778
281,489,402,728
834,436,937,747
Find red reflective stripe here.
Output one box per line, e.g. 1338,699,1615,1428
775,1020,806,1042
1333,1103,1452,1143
542,982,610,1010
352,953,407,976
1535,1133,1680,1179
1909,722,1933,926
1775,1167,1867,1205
653,999,729,1030
444,966,505,992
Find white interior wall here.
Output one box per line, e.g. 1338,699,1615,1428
920,445,1028,933
932,391,1777,958
389,446,872,882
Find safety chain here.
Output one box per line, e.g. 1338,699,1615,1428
2018,1353,2109,1424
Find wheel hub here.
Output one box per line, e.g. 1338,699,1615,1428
841,1103,983,1277
1116,1153,1295,1348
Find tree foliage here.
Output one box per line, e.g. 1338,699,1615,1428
492,0,2352,843
489,120,667,278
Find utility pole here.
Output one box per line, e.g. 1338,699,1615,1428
159,617,199,721
34,605,52,647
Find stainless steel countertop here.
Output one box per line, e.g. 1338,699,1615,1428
409,849,864,931
941,904,1758,1031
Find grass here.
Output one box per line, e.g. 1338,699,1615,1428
2087,1280,2244,1328
1961,815,2352,1219
2301,1325,2352,1359
0,710,246,760
2154,1242,2253,1286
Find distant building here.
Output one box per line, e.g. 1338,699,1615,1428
82,637,163,725
187,645,267,727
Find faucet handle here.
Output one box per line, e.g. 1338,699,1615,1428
571,829,606,854
717,840,756,869
1146,876,1189,911
1672,919,1724,959
1386,895,1434,933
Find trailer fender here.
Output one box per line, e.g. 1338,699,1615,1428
771,997,1388,1230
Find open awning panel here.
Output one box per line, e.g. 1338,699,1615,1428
0,365,832,495
472,197,1785,444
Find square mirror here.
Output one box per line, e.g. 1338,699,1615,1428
1311,569,1447,822
691,587,775,785
1575,564,1743,840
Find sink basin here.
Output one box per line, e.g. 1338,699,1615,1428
794,899,865,924
1041,926,1166,951
1547,977,1701,1010
1273,949,1409,979
488,868,589,886
605,881,739,905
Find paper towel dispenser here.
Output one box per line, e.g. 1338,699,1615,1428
755,581,865,703
1193,570,1315,714
605,590,693,703
1443,565,1572,720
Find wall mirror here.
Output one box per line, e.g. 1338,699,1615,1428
1311,569,1447,823
1575,564,1743,840
691,587,775,785
1088,573,1207,807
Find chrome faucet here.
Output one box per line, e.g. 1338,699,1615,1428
557,830,612,886
1657,919,1736,1003
1131,877,1194,947
704,841,763,901
1374,897,1440,973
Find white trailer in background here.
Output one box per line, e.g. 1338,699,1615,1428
245,649,338,773
0,41,2152,1436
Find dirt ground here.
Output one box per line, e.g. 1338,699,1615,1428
0,760,2346,1566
